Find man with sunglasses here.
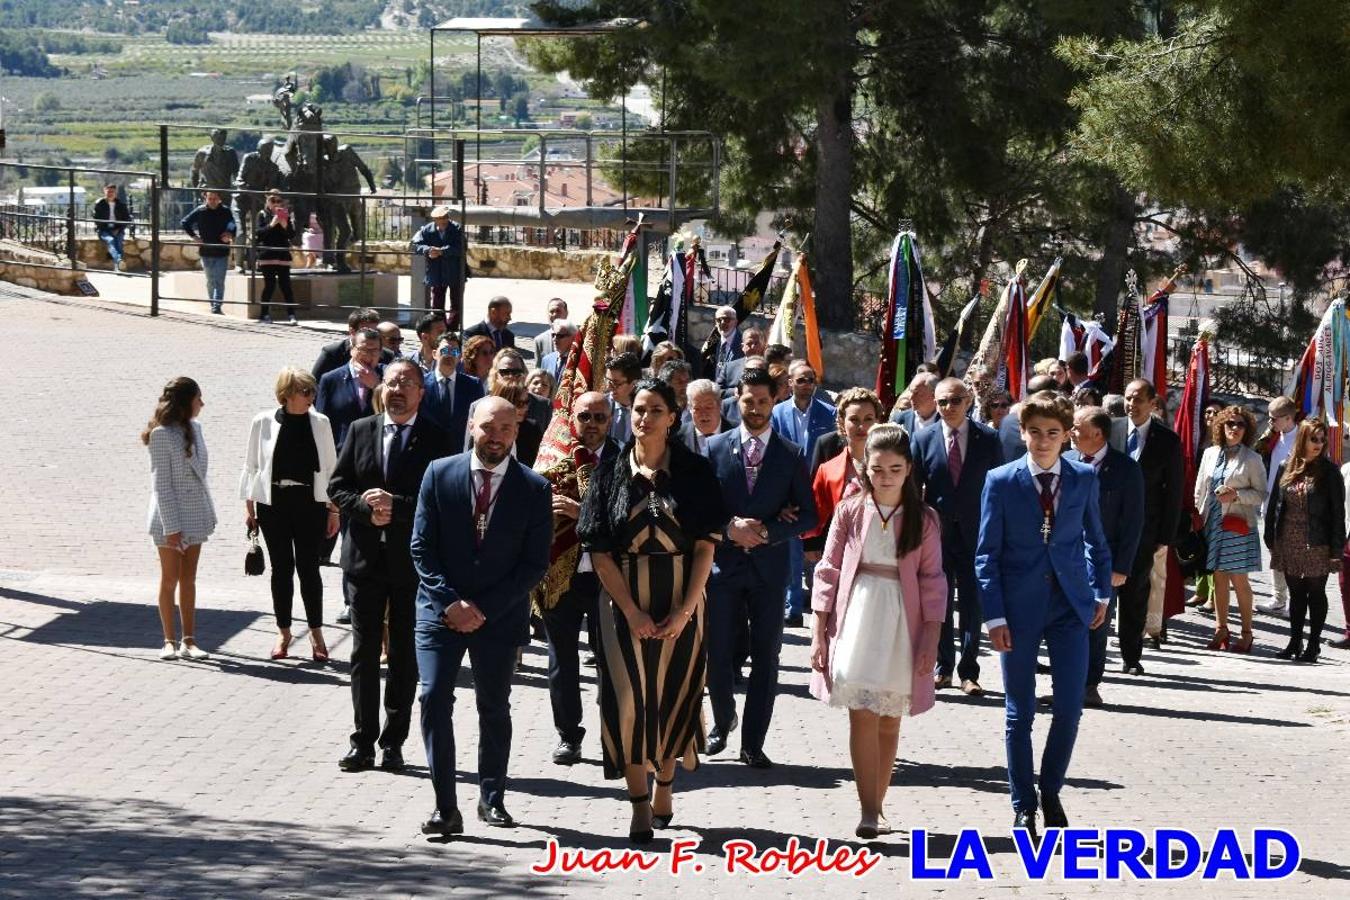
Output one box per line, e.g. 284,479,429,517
419,334,483,455
913,377,1005,694
770,361,835,627
540,391,616,765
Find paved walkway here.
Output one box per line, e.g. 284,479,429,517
0,286,1347,898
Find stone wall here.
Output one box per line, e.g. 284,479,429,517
0,241,86,294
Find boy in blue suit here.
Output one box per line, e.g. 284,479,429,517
976,391,1112,840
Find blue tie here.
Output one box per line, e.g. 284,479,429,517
1127,428,1140,459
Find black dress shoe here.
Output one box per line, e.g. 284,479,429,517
1013,808,1039,842
552,740,582,766
784,613,804,628
1041,794,1068,828
707,715,737,755
339,748,375,772
421,808,463,836
336,605,352,625
379,747,405,771
477,800,516,827
1084,686,1104,708
739,749,774,769
1121,662,1145,676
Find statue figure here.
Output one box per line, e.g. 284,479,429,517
321,134,377,273
234,136,285,269
272,74,298,130
282,106,326,263
190,128,240,207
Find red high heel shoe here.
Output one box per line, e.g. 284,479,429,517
1205,627,1230,651
270,634,291,660
1231,632,1254,654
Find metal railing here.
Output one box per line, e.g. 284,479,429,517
1167,333,1288,398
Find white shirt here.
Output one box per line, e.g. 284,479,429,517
1266,427,1296,503
468,450,511,530
1078,446,1107,469
739,422,772,450
1127,417,1152,459
940,418,970,462
985,455,1108,632
913,409,939,431
349,361,371,406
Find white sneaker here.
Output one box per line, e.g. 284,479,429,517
177,640,211,660
159,641,177,660
1257,600,1287,616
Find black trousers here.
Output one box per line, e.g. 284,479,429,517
258,266,295,318
937,543,983,681
707,567,787,754
1286,573,1329,647
348,559,418,753
540,571,600,745
255,486,326,629
1117,551,1153,667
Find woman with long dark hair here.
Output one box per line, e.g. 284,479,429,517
578,378,728,844
142,377,217,660
1264,418,1344,662
810,424,946,839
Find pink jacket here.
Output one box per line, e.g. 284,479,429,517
809,495,947,716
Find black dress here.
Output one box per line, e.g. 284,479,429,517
578,439,729,778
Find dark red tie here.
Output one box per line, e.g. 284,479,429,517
947,431,963,485
474,469,493,547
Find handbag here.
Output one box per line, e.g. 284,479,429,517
1175,514,1209,578
1220,513,1251,536
244,527,266,576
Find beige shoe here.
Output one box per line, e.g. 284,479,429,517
177,639,210,660
159,641,178,660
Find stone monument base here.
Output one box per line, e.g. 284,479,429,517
160,268,398,320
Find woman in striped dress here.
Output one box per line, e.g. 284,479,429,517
578,378,728,844
1194,405,1267,653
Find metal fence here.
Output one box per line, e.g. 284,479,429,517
1167,333,1288,398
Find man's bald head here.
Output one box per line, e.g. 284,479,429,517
470,396,518,465
572,391,612,450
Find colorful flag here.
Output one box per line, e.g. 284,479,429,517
1059,311,1115,378
1288,299,1349,463
766,252,801,348
700,241,780,376
875,231,936,409
798,257,824,377
1002,268,1030,401
1025,256,1062,340
1173,333,1211,509
1140,288,1171,403
935,294,980,378
1107,271,1144,395
613,216,645,335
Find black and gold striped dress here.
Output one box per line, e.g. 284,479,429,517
578,442,728,779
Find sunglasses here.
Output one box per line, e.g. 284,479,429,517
439,346,461,357
497,367,526,377
1223,422,1246,429
936,397,969,407
793,376,816,385
987,401,1010,410
295,387,315,397
575,412,610,424
1309,435,1326,444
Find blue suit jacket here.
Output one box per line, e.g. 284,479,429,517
770,394,836,463
912,419,1004,559
975,456,1113,629
410,453,553,644
706,429,818,583
418,370,484,456
315,364,380,450
1066,447,1144,579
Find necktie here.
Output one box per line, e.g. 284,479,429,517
474,469,493,546
384,423,408,481
744,436,763,493
1127,427,1140,459
491,329,503,349
1036,471,1056,541
440,375,453,409
947,430,963,485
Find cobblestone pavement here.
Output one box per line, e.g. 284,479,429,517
1,287,1347,899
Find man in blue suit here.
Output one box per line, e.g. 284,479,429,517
410,397,553,836
976,391,1112,840
419,334,484,456
705,367,818,767
1065,406,1143,708
315,327,384,451
770,360,836,627
912,377,1004,695
889,371,940,433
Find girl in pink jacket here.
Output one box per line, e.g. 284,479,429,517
810,424,947,839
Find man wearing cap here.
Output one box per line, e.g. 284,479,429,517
412,205,466,329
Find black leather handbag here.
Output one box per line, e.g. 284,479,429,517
245,527,266,576
1174,525,1209,578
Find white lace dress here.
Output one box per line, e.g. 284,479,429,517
828,505,913,717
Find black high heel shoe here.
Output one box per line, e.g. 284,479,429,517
652,778,675,829
1276,641,1303,660
628,793,653,844
1297,644,1320,663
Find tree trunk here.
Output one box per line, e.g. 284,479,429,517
812,78,854,331
1094,183,1137,334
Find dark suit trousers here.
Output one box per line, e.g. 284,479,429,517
540,571,600,745
937,537,982,681
1117,550,1154,667
1000,584,1088,813
1087,592,1118,687
347,553,417,753
707,564,787,753
416,625,516,814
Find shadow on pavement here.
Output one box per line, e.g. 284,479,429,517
893,761,1122,796
0,794,560,898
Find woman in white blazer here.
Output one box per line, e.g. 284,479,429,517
1194,405,1267,653
241,367,340,662
143,377,217,661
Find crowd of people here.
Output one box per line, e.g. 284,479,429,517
141,297,1348,846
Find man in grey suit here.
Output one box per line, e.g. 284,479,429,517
890,372,940,433
532,298,569,362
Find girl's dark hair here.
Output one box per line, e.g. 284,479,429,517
632,377,679,415
141,377,200,456
858,423,925,555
